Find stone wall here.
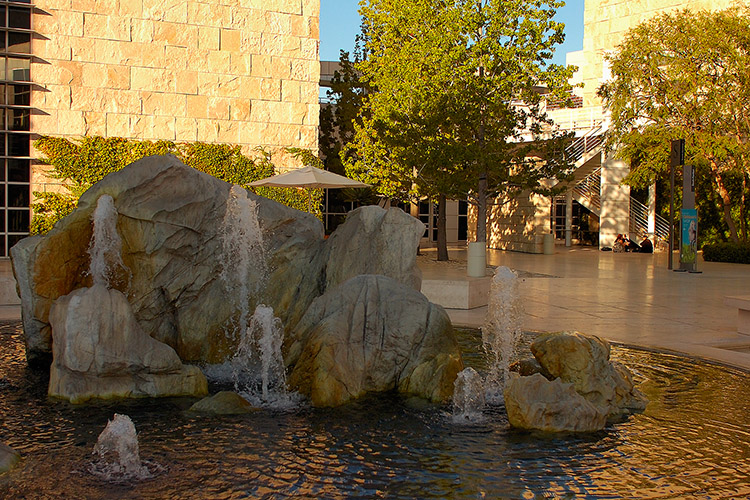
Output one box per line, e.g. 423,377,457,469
469,192,551,254
30,0,320,170
578,0,735,106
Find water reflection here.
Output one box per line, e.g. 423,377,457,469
1,322,749,499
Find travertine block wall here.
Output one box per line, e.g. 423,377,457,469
30,0,320,166
579,0,735,106
469,193,552,254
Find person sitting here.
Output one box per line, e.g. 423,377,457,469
639,237,653,253
625,236,641,252
613,234,626,252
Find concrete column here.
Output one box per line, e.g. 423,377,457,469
565,190,573,247
647,182,656,238
599,151,630,249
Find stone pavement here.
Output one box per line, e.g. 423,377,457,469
419,245,750,371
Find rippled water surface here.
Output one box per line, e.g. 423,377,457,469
1,322,749,499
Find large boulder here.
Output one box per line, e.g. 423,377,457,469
11,155,324,364
188,391,258,415
530,331,648,418
48,284,207,403
287,275,463,407
504,373,607,433
0,443,20,474
324,206,424,291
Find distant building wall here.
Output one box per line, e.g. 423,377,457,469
31,0,320,164
579,0,736,106
469,192,552,254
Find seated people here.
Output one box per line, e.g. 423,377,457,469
626,237,641,252
639,237,653,253
613,234,626,252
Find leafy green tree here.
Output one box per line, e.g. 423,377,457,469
344,0,576,259
598,7,750,243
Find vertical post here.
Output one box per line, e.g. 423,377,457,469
669,139,685,270
565,190,573,247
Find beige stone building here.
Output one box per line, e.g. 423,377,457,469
480,0,739,253
0,0,320,256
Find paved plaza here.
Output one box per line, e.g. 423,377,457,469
420,245,750,371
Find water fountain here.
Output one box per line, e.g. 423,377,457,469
451,367,486,423
90,414,151,481
220,184,267,345
481,266,523,404
231,304,298,408
88,194,128,288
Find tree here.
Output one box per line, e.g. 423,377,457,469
598,7,750,243
344,0,576,260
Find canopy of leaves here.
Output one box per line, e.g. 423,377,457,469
598,7,750,242
31,136,323,234
344,0,576,206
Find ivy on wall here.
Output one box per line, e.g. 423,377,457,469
31,136,323,234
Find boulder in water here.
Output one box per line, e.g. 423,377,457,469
48,284,208,403
188,391,259,415
504,373,607,432
530,331,648,418
0,442,20,474
324,206,424,291
287,275,463,407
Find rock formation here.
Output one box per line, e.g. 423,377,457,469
286,275,463,407
504,331,648,432
0,443,20,474
48,284,207,403
11,155,457,406
504,373,607,433
188,391,259,415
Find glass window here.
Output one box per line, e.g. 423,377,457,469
8,133,28,156
0,235,5,257
7,184,28,207
0,84,5,105
10,84,29,105
8,8,31,30
0,7,6,29
10,108,28,130
7,159,28,181
0,133,5,155
0,209,4,231
8,208,28,232
0,108,5,130
8,57,29,81
8,32,30,54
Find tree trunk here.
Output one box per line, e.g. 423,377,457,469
710,160,740,243
436,194,449,261
476,173,488,243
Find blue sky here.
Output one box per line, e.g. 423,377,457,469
320,0,585,66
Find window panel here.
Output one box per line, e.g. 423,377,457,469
10,84,29,105
7,57,29,81
0,7,6,29
0,209,4,232
8,7,31,30
10,108,28,130
8,208,28,232
7,159,28,181
8,184,28,207
8,133,28,156
8,32,30,54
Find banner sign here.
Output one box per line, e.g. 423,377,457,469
680,209,698,270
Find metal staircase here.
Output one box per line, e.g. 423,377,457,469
571,168,670,242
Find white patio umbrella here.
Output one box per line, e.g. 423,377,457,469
249,165,370,212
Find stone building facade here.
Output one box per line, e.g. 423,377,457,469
0,0,320,256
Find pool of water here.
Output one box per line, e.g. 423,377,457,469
1,322,749,499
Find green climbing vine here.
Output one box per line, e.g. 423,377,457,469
31,136,324,234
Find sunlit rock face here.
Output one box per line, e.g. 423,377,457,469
11,155,323,364
48,284,208,403
324,206,425,291
504,331,648,432
530,331,648,418
504,373,607,433
286,275,464,407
